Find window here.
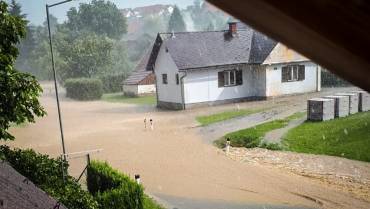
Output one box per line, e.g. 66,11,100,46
176,73,179,85
162,74,168,84
218,70,243,87
282,65,305,82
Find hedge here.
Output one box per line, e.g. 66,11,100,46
0,145,99,209
65,78,103,100
87,160,144,209
99,73,127,93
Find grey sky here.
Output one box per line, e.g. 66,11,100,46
15,0,194,25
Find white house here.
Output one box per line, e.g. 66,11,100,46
147,22,321,110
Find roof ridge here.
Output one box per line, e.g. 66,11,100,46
159,29,250,35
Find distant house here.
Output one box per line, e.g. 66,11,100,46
147,22,321,110
122,50,156,96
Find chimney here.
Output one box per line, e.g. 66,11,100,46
228,22,237,34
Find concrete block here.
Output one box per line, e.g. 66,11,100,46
307,98,335,121
352,90,370,112
335,92,359,114
323,95,349,117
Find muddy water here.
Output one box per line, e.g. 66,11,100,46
5,83,369,209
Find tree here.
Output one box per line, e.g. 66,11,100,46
56,34,114,81
168,6,186,32
43,14,58,35
0,1,46,140
66,0,127,40
8,0,26,19
110,40,133,74
142,16,167,37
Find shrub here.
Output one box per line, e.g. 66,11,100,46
216,120,288,149
143,195,165,209
65,78,103,100
0,145,98,209
99,73,127,93
123,91,138,98
259,142,283,150
87,160,143,209
95,185,143,209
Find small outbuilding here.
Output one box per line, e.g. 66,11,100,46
122,50,156,96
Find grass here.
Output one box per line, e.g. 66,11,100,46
101,93,156,105
214,112,305,149
196,108,266,126
283,111,370,162
144,195,165,209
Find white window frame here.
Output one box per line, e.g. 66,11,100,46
224,70,236,86
290,65,299,81
282,65,304,82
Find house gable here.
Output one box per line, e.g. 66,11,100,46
263,43,309,65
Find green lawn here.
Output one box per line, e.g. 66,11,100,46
196,108,267,126
102,93,156,105
214,112,305,149
283,111,370,162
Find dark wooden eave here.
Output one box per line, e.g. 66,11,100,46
146,34,163,71
208,0,370,91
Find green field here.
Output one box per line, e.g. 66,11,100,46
102,93,156,105
196,108,267,126
283,111,370,162
215,112,305,148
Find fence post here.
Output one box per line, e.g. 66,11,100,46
87,154,91,165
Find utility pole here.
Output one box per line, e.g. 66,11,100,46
46,0,74,181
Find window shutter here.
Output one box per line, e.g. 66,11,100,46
236,70,243,85
218,71,224,87
298,65,305,81
282,66,288,82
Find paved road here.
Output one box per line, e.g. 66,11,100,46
263,117,306,144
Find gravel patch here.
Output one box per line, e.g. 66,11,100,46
225,147,370,202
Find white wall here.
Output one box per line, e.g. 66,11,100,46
154,45,182,103
138,84,156,94
265,61,319,97
123,84,156,95
183,65,266,104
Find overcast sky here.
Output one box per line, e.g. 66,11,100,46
14,0,194,25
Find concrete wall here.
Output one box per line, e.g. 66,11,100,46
123,84,156,96
183,64,266,104
138,84,156,94
154,45,182,104
265,61,319,97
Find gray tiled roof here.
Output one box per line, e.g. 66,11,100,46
123,49,153,85
159,28,277,70
0,161,68,209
